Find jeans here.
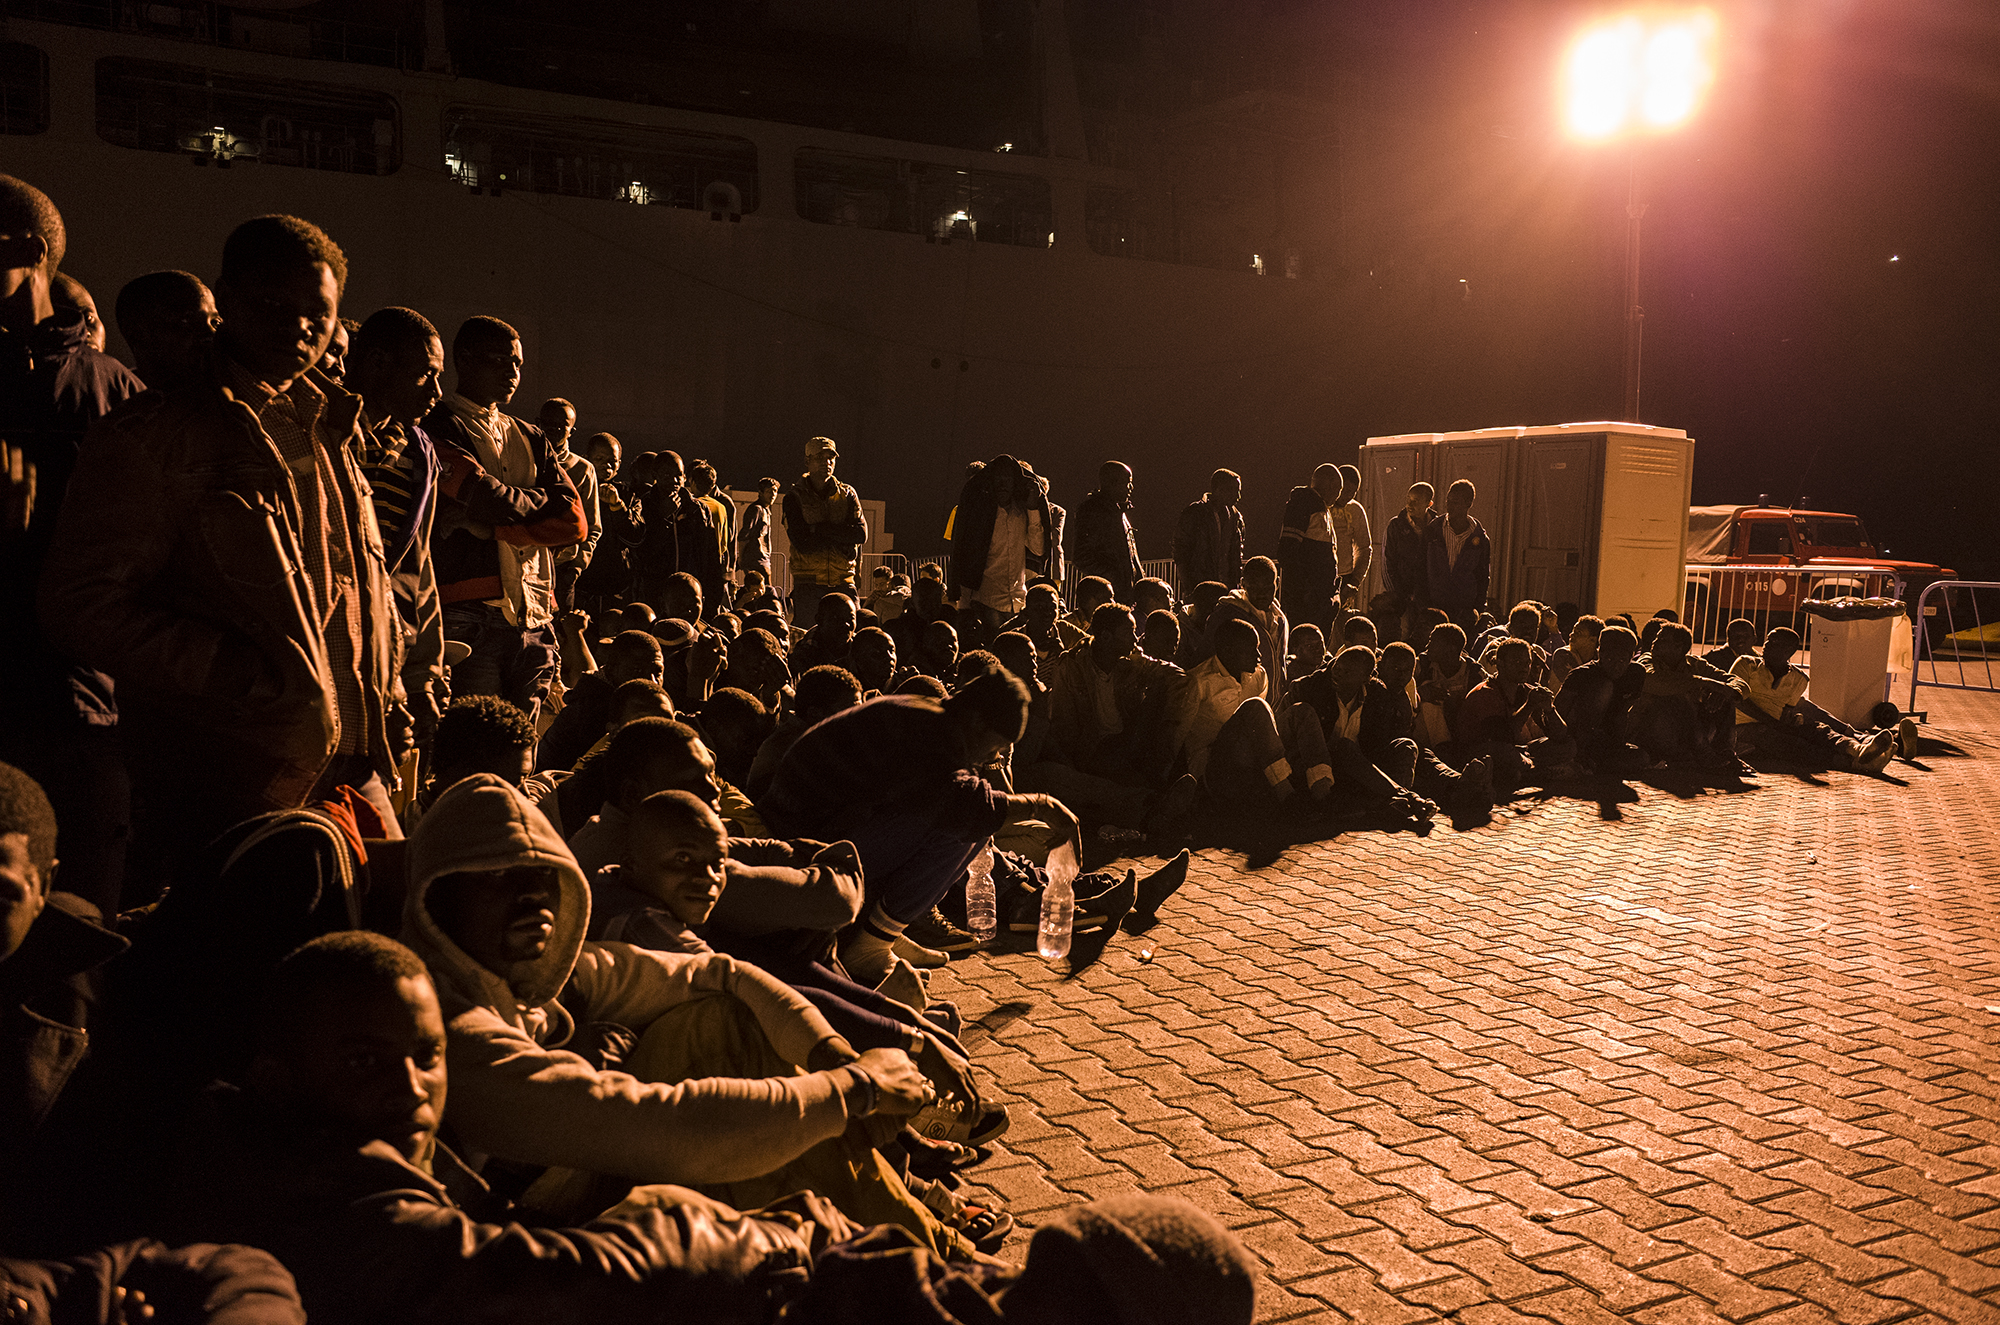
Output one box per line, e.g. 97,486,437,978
443,602,558,722
1204,699,1336,807
837,811,988,926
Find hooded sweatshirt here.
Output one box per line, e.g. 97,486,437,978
402,775,857,1186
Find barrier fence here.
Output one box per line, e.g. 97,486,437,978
1908,580,2000,711
1683,564,1906,666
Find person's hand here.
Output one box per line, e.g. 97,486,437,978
852,1047,933,1117
916,1034,975,1106
410,676,443,747
1,442,33,538
561,608,591,637
1008,793,1082,862
110,1286,154,1324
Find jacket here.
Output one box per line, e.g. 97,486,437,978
1209,590,1290,710
0,307,144,733
758,696,1009,847
1174,498,1243,591
632,484,724,605
1422,516,1491,613
0,1240,302,1325
1042,645,1187,778
401,776,859,1187
1072,491,1141,598
423,397,587,628
171,1089,836,1325
1275,486,1333,595
946,457,1050,598
1384,510,1428,600
356,415,444,720
781,477,866,588
41,361,402,808
555,447,601,569
0,894,127,1143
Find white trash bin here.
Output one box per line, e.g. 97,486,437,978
1804,599,1904,729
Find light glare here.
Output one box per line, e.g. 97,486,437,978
1565,10,1716,140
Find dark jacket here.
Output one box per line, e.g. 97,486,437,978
171,1095,834,1325
356,414,444,717
0,307,143,733
1384,510,1429,601
946,457,1050,599
535,670,615,773
0,1240,302,1325
1422,515,1492,613
1042,645,1187,778
759,696,1008,845
422,403,587,610
737,499,773,577
631,484,724,606
1276,485,1333,604
1072,491,1141,599
42,363,404,810
1174,498,1243,591
0,894,127,1143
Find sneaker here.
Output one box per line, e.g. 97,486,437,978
1897,716,1920,759
893,933,951,969
905,906,984,954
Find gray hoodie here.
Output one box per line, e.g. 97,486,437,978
402,775,858,1186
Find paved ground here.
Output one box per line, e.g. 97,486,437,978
937,690,2000,1323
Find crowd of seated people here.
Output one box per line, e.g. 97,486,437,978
0,176,1919,1320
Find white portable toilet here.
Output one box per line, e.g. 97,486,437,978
1361,422,1694,621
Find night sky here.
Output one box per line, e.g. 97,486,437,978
1317,0,2000,578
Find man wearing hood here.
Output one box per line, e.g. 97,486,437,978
402,773,970,1255
172,929,858,1324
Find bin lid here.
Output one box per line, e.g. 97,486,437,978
1802,597,1905,621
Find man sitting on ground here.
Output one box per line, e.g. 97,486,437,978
1412,623,1479,759
1290,647,1440,826
1628,622,1747,769
175,930,857,1323
537,631,665,773
1703,617,1761,670
758,673,1079,987
747,666,863,799
1000,582,1063,662
1362,643,1493,815
402,774,975,1255
1549,614,1603,691
1553,625,1648,772
1730,627,1900,773
1171,619,1331,813
1454,639,1579,789
790,592,857,675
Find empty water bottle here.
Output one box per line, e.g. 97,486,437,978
964,839,998,942
1038,841,1077,960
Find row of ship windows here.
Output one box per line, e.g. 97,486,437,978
0,43,1165,258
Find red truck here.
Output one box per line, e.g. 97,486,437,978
1682,506,1953,642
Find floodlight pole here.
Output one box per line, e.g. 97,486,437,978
1622,147,1647,423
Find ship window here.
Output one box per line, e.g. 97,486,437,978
1,43,49,135
96,58,400,174
1745,521,1792,556
795,149,1051,248
444,108,758,212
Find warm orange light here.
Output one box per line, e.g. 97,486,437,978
1564,10,1717,140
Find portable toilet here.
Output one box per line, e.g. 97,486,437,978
1361,422,1694,622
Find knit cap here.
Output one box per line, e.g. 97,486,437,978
1000,1195,1256,1325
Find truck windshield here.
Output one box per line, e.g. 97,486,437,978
1800,518,1872,550
1745,521,1792,556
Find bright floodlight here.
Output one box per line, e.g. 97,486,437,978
1565,10,1716,140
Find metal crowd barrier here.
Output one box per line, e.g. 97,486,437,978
1682,564,1905,666
1908,580,2000,711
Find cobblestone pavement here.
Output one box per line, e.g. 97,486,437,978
937,698,2000,1323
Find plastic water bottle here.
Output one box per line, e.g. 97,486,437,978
964,839,998,943
1038,842,1077,960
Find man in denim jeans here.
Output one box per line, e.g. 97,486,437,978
424,317,586,723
